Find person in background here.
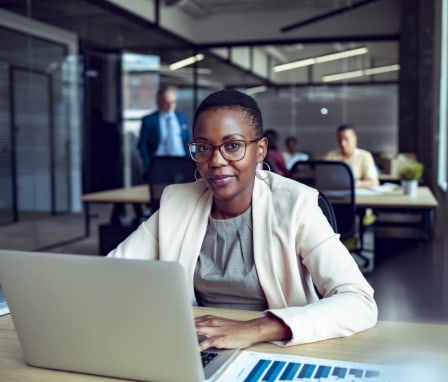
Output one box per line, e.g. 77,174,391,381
137,85,191,180
108,89,377,351
263,129,289,176
282,136,309,170
325,124,379,189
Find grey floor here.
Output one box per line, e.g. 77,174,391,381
0,204,447,324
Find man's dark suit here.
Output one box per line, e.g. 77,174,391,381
137,110,191,174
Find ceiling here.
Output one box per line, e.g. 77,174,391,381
0,0,401,88
165,0,331,18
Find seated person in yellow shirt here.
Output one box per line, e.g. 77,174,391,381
325,124,379,189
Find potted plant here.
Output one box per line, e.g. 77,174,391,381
398,161,424,196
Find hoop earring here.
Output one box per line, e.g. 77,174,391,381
255,161,270,180
194,168,201,181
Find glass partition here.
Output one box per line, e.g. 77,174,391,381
252,85,398,163
438,0,448,192
0,26,73,216
0,17,81,250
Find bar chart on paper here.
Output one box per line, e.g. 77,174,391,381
217,351,393,381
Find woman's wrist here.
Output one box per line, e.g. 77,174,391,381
251,313,292,343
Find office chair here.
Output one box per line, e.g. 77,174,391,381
147,156,197,214
314,192,338,298
289,160,372,269
317,192,338,232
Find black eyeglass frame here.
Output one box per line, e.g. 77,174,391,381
188,138,261,163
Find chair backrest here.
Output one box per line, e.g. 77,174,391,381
148,156,196,212
289,160,356,240
317,192,338,232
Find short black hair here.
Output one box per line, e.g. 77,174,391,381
285,136,297,145
337,123,355,133
193,89,263,137
263,129,279,150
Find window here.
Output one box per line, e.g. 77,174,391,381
438,0,448,191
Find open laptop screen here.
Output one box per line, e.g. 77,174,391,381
0,250,237,382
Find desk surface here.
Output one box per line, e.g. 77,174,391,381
1,308,447,381
82,185,150,204
378,173,400,182
82,184,438,210
356,186,438,209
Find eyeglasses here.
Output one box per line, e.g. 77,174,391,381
188,138,260,163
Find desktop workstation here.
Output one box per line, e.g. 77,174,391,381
353,185,438,271
82,185,150,237
1,308,447,381
356,185,438,241
81,185,150,254
82,183,438,257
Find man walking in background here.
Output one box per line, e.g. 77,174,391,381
137,85,191,180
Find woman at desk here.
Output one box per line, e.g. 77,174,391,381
108,90,377,350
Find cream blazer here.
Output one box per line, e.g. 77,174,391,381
109,170,377,346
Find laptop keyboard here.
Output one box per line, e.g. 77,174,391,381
201,351,219,367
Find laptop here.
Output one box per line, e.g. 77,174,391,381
0,249,239,382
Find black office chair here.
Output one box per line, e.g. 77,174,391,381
317,192,338,232
314,191,339,299
290,160,371,268
147,156,196,214
290,160,355,237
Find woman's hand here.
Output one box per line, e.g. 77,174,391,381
195,313,292,351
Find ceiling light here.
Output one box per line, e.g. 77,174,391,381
160,65,212,75
169,54,204,71
244,85,268,95
322,64,400,82
273,47,368,73
315,47,368,63
364,64,401,76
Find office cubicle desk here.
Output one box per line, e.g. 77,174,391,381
82,184,438,255
82,185,151,254
1,307,447,381
82,184,438,237
356,186,437,210
82,185,150,237
378,173,401,184
356,186,438,242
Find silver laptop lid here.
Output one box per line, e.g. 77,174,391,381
0,250,204,382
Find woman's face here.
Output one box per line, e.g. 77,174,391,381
193,108,267,212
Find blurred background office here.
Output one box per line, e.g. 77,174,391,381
0,0,447,320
